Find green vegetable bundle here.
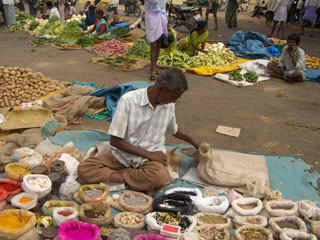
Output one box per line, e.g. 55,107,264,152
76,36,95,47
157,51,196,68
94,33,114,41
244,71,259,83
38,16,61,34
57,21,83,41
126,39,150,59
229,70,243,81
110,27,130,39
28,20,40,31
97,56,136,68
16,11,34,21
192,48,238,68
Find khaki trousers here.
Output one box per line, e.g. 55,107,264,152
77,150,172,191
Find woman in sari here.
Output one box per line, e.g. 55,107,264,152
225,0,238,28
84,9,108,36
177,21,209,56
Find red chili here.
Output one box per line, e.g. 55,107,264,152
58,210,73,217
1,183,18,191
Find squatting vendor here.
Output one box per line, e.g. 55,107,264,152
83,9,108,36
78,68,201,192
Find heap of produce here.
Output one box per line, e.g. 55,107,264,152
66,14,85,24
38,16,62,35
110,27,130,39
158,51,196,68
16,11,34,22
305,55,320,69
28,20,40,31
33,19,48,33
229,70,244,81
93,39,131,55
57,21,82,41
6,12,34,31
0,66,64,108
93,33,113,41
244,71,258,83
97,56,136,69
75,36,95,47
126,39,150,59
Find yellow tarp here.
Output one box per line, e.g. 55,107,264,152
186,57,253,76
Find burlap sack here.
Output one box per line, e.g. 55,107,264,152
79,202,113,226
194,225,230,240
265,200,298,217
196,143,269,194
280,229,317,240
0,209,37,240
6,133,43,148
233,215,268,228
269,216,307,238
113,212,145,230
119,191,153,213
5,163,32,181
42,200,79,216
78,184,109,203
194,213,233,230
17,227,39,240
166,147,182,174
232,198,263,216
310,209,320,238
108,196,153,215
118,28,145,43
233,225,273,240
0,154,13,172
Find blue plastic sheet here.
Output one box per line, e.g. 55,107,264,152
72,81,99,89
267,45,281,57
90,81,153,121
306,68,320,82
226,31,271,59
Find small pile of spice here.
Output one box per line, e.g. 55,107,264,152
58,210,73,217
240,229,268,240
11,166,31,175
84,189,104,199
123,195,148,206
1,183,18,192
277,221,299,230
198,215,226,224
18,197,33,204
109,228,130,240
271,205,294,210
84,209,104,218
238,203,258,210
0,215,30,229
197,227,225,240
246,219,260,224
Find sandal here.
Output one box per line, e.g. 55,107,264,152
149,71,157,81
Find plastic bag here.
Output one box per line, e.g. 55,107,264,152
226,189,243,203
146,212,196,233
153,193,193,215
22,174,52,198
265,200,298,217
233,215,267,228
58,176,81,200
53,207,78,227
280,229,317,240
14,148,43,167
234,225,273,240
231,197,263,216
56,221,100,240
11,192,37,210
239,59,271,76
194,196,229,214
269,216,307,238
164,187,202,203
59,153,79,177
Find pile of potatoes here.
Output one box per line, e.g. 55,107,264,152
0,66,64,108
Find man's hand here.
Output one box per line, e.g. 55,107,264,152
147,151,168,165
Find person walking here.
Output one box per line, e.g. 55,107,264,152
206,0,220,30
300,0,320,37
145,0,167,80
3,0,15,26
225,0,238,28
28,0,37,17
268,0,292,40
265,0,277,25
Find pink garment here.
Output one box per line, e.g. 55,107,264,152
54,221,101,240
145,11,168,43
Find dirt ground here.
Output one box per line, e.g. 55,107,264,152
0,9,319,179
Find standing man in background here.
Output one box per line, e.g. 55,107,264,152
28,0,37,17
145,0,167,81
3,0,15,26
300,0,320,37
206,0,220,30
265,0,277,26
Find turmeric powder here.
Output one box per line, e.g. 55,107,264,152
19,197,33,204
0,215,30,229
11,166,31,175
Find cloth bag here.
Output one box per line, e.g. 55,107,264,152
79,202,113,226
196,143,269,196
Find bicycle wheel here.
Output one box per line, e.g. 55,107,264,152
134,5,141,17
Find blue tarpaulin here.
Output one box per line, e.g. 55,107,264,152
306,68,320,82
90,81,153,121
226,31,271,59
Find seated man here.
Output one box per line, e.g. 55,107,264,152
267,33,306,83
43,1,60,19
78,68,200,192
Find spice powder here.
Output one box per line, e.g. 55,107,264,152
0,216,30,230
123,195,148,206
240,229,268,240
198,215,226,224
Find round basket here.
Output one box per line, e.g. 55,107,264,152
114,212,145,230
78,184,109,203
119,191,153,213
79,202,113,226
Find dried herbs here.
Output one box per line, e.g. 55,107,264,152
123,195,148,206
240,229,268,240
197,227,225,240
197,215,226,225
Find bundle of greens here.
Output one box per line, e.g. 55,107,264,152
229,70,244,81
28,20,40,31
110,27,130,39
157,51,196,68
76,36,95,47
16,11,34,21
97,56,136,69
126,39,150,59
38,16,61,35
57,21,83,41
244,71,259,83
